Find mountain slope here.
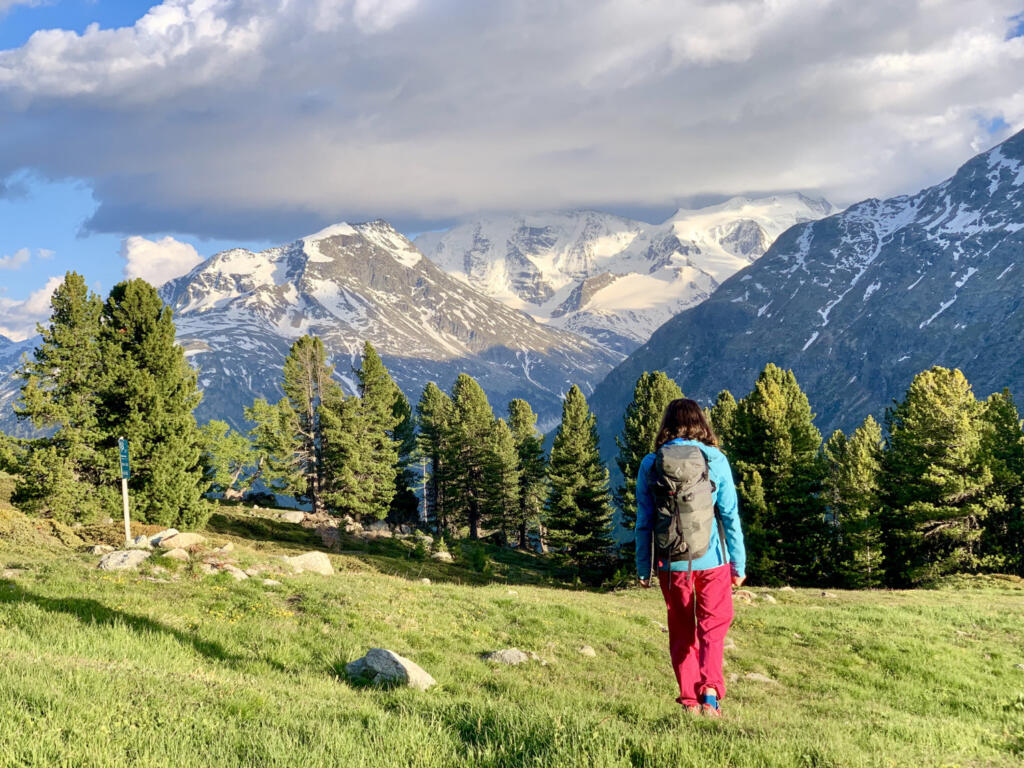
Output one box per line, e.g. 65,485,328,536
160,221,620,430
415,195,836,354
591,129,1024,451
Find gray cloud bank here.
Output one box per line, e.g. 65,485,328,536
0,0,1022,241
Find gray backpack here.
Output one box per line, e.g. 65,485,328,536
651,443,726,569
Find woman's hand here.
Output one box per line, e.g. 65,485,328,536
732,575,746,588
639,578,651,589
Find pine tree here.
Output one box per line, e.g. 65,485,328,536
388,388,419,524
730,363,826,585
320,387,375,518
446,374,496,539
95,279,208,528
245,397,306,496
709,390,738,452
484,417,521,543
977,389,1024,575
508,398,546,549
881,367,998,586
546,385,614,577
416,382,454,532
279,335,334,515
614,371,683,534
823,416,884,588
354,342,402,519
14,272,109,521
198,420,256,500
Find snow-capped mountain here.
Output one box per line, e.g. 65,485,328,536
159,221,620,430
414,194,836,354
590,128,1024,452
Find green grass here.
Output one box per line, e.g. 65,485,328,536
0,484,1022,766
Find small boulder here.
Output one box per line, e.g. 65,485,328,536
221,564,249,581
578,645,597,658
761,594,777,604
419,578,431,585
262,578,283,587
90,544,115,555
198,562,219,575
128,535,153,550
346,648,436,691
431,551,453,563
344,521,364,534
280,511,305,524
148,529,179,546
778,586,796,592
820,591,837,599
1014,663,1024,671
282,551,334,576
734,589,756,604
98,550,151,571
744,672,779,685
158,532,206,550
162,548,190,562
486,648,530,665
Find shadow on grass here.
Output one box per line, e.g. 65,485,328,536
0,578,283,672
205,512,324,550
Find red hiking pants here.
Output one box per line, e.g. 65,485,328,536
658,564,734,705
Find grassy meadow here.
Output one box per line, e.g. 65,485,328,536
0,473,1022,767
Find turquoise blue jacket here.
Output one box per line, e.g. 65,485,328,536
635,438,746,579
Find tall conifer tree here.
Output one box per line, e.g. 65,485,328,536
614,371,683,535
881,367,998,585
508,398,546,549
355,342,402,518
14,272,107,521
546,385,614,576
730,364,826,584
977,389,1023,574
198,420,256,500
281,335,335,515
446,374,496,539
416,382,453,531
824,416,885,588
484,417,521,543
96,279,208,528
320,387,375,518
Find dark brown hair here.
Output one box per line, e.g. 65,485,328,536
655,398,718,449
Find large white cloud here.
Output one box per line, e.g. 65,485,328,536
120,235,203,286
0,0,1021,240
0,274,62,340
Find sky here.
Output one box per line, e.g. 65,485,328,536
1,0,1023,340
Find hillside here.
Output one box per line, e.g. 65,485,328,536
415,196,835,355
591,129,1024,445
0,480,1022,767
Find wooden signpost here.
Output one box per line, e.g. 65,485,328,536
118,437,131,545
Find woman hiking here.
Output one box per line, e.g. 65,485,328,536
635,398,746,717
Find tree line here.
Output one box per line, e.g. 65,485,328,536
3,271,1021,589
613,365,1024,587
0,271,617,579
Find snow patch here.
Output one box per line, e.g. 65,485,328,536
801,331,819,351
919,296,958,329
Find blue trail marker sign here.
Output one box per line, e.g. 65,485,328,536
118,437,131,544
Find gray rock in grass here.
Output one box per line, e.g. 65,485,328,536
743,672,779,685
280,511,305,524
486,648,531,665
346,648,436,690
282,551,334,576
578,645,597,657
98,550,151,571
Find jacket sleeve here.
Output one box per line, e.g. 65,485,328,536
634,454,655,580
709,449,746,579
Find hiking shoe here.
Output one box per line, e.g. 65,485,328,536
700,690,721,717
683,703,702,715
